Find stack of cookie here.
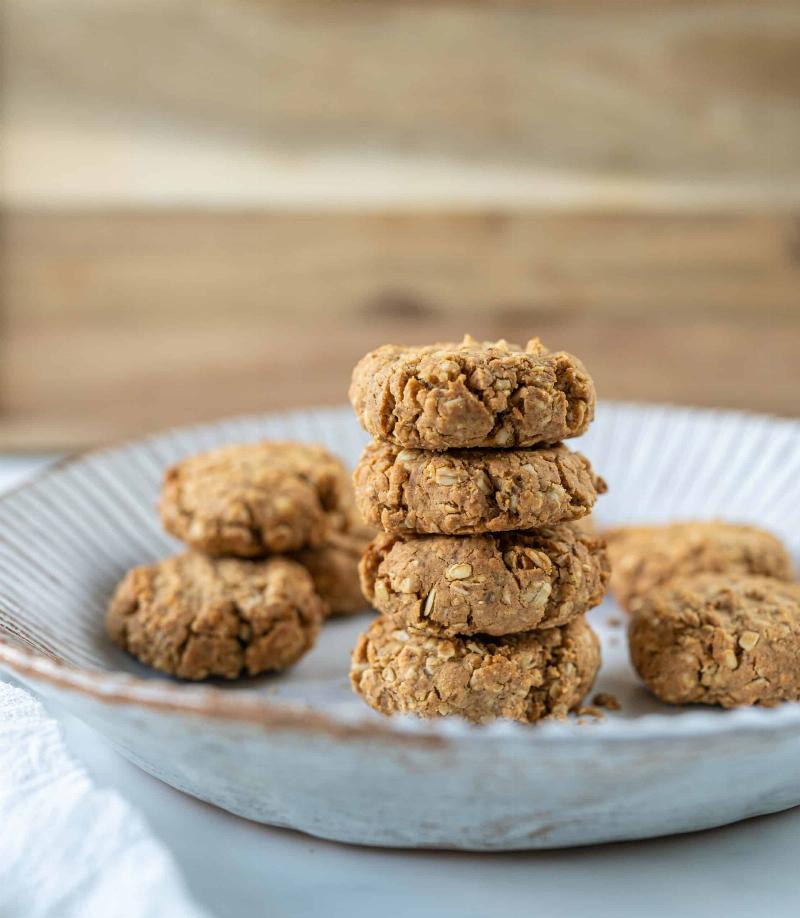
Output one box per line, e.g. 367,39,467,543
347,335,610,724
107,441,372,681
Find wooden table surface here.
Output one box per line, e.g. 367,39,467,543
3,209,799,451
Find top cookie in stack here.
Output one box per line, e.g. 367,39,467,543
348,336,610,724
349,334,595,451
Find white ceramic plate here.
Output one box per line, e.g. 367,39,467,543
2,403,800,850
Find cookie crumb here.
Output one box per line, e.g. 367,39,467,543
592,692,621,711
576,705,605,721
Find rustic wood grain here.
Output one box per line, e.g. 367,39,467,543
6,0,800,196
2,210,799,450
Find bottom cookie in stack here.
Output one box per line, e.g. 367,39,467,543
350,615,600,725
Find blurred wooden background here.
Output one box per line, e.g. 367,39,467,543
3,0,800,450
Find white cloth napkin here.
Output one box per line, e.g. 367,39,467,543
0,681,208,918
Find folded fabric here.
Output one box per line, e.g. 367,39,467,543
0,681,207,918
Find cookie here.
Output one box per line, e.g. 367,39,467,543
107,552,324,680
606,521,794,613
571,513,596,534
351,615,600,724
628,574,800,708
160,441,352,557
353,440,605,535
359,525,609,637
292,522,375,617
349,335,595,451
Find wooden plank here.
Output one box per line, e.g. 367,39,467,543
6,211,800,318
2,209,799,450
4,309,799,451
5,0,800,206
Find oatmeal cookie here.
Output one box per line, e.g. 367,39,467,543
160,441,352,557
359,526,609,637
606,521,793,613
292,522,375,617
628,574,800,708
349,335,595,450
107,552,324,680
353,440,605,535
351,615,600,723
571,513,596,534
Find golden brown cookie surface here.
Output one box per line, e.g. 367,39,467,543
351,615,600,724
629,574,800,708
160,441,352,556
354,440,605,535
349,335,595,451
107,552,324,679
359,525,609,637
292,521,375,617
606,521,793,613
